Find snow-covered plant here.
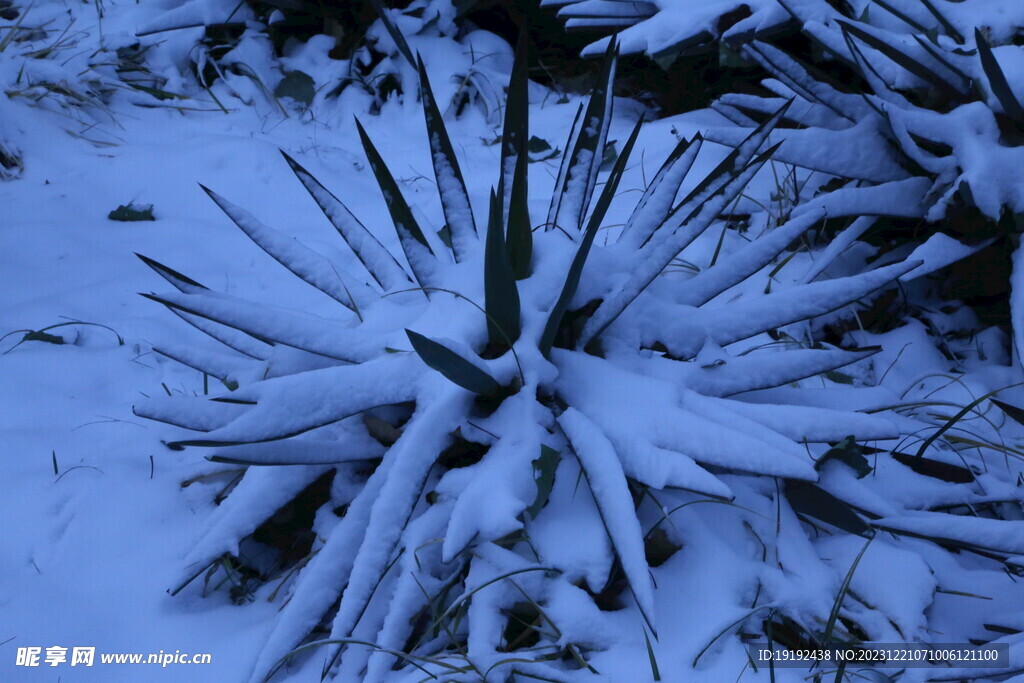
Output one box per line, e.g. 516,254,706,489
130,37,1018,682
131,0,508,119
701,0,1024,357
541,0,792,59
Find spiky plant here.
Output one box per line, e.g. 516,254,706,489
700,0,1024,346
130,37,1009,682
540,0,792,59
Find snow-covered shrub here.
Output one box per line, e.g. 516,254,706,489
543,0,1024,62
542,0,791,59
701,0,1024,359
134,37,1024,682
130,0,510,119
0,0,204,152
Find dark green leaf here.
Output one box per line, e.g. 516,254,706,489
815,436,872,478
484,189,521,348
993,398,1024,427
108,203,155,222
417,54,476,262
355,119,429,249
785,481,872,536
274,70,315,106
22,330,64,345
824,370,855,385
405,329,502,397
976,29,1024,123
527,136,553,155
890,452,973,483
527,445,560,519
135,253,207,292
500,33,532,279
506,151,532,279
644,629,662,682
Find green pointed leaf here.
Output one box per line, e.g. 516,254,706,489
500,33,532,279
405,330,502,397
354,118,435,290
993,398,1024,427
484,188,521,349
539,118,643,357
506,151,532,279
136,253,208,293
527,445,561,519
417,54,477,262
785,481,872,537
890,452,973,483
975,29,1024,124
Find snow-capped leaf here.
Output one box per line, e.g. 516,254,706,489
417,54,477,261
540,117,642,357
354,118,436,290
281,151,412,291
200,185,376,312
165,355,422,446
546,39,617,235
836,20,963,98
140,290,376,362
976,28,1024,123
617,134,703,250
559,407,657,635
581,143,780,347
